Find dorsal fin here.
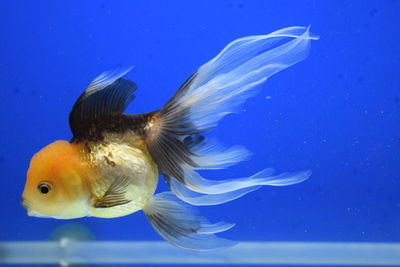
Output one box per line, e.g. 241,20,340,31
69,67,137,138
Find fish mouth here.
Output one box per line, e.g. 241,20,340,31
21,199,51,218
21,199,35,217
21,199,64,219
21,199,30,211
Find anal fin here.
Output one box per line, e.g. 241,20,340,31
143,192,236,251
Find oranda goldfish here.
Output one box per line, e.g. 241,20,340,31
22,26,317,250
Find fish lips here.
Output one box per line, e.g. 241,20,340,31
21,199,53,218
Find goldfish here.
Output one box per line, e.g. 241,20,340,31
22,26,317,251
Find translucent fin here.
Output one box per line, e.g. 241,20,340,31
182,168,312,195
164,168,309,205
162,26,318,131
183,26,319,95
169,178,261,206
191,141,251,170
93,175,132,208
144,26,316,189
147,132,251,184
69,66,137,138
85,66,134,96
143,192,236,251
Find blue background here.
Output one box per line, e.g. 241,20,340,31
0,0,399,246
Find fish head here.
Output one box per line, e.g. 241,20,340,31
22,140,90,219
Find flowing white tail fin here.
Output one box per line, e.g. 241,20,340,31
141,27,317,250
145,26,316,193
162,26,318,132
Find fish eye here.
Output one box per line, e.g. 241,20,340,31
38,183,52,194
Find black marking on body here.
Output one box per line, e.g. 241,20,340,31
70,112,154,143
103,156,116,167
84,142,92,153
67,67,211,188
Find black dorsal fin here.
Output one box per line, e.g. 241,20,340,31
69,67,137,138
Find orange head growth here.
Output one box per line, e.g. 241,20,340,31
22,140,91,219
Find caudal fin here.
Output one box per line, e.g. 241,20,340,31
167,168,311,206
144,26,316,199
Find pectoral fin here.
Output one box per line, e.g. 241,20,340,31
93,175,132,208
